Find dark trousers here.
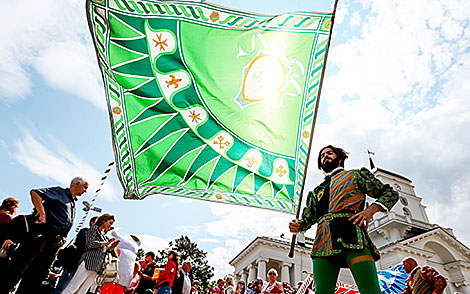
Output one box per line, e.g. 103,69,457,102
0,232,62,294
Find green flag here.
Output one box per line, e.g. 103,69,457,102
87,0,333,214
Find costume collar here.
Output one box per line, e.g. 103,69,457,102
411,266,420,275
323,167,344,178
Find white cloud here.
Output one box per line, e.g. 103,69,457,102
0,0,104,108
195,238,221,244
315,0,470,245
138,234,172,253
205,203,292,239
349,11,361,28
176,224,203,234
30,41,105,109
203,203,295,277
11,128,117,200
207,239,246,279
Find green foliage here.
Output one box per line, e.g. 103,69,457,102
155,235,215,294
136,248,145,261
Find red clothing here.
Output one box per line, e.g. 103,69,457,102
157,260,177,287
263,282,283,294
101,282,125,294
0,213,13,225
402,266,447,294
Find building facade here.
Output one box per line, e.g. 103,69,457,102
229,167,470,293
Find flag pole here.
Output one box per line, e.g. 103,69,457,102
75,162,115,232
288,0,339,258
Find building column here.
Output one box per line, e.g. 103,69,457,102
281,262,292,284
241,270,248,283
248,264,257,282
257,258,269,280
293,263,302,285
458,283,470,294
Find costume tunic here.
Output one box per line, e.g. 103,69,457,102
298,168,398,263
403,266,447,294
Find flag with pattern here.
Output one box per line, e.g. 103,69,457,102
86,0,333,213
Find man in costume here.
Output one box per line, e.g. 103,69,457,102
401,257,447,294
289,145,399,294
1,177,88,294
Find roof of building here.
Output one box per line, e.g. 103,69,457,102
374,167,412,183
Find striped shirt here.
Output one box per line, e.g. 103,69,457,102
79,225,108,272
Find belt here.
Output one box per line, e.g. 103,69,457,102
317,212,355,224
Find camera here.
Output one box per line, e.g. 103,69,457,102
0,243,20,260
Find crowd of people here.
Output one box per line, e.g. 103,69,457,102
0,145,449,294
0,177,305,294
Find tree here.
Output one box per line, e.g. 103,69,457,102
155,235,214,294
136,248,145,261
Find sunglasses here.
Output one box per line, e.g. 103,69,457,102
268,273,276,275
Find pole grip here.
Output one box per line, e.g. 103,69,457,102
288,233,297,258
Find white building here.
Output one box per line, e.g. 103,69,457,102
229,167,470,294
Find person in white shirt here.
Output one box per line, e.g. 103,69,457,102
181,261,192,294
225,276,236,294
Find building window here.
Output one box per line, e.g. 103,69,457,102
403,207,412,217
400,197,408,206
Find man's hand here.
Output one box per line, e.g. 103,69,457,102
2,239,14,250
36,212,46,224
289,219,300,233
349,203,383,228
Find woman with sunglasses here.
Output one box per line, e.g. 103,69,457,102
235,279,246,294
262,269,284,294
225,276,236,294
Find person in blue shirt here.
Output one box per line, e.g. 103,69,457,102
1,176,88,294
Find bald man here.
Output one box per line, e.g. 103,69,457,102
401,257,447,294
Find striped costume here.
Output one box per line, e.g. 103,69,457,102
403,266,447,294
298,168,398,261
297,167,398,294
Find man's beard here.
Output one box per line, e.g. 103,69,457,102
321,157,340,173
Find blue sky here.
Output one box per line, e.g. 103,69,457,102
1,0,470,279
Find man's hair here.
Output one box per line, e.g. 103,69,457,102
146,251,155,259
89,216,98,226
70,177,87,186
317,145,349,170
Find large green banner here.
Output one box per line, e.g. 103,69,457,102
87,0,332,214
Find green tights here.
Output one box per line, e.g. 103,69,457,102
312,249,381,294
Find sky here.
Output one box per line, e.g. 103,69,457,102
1,0,470,280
